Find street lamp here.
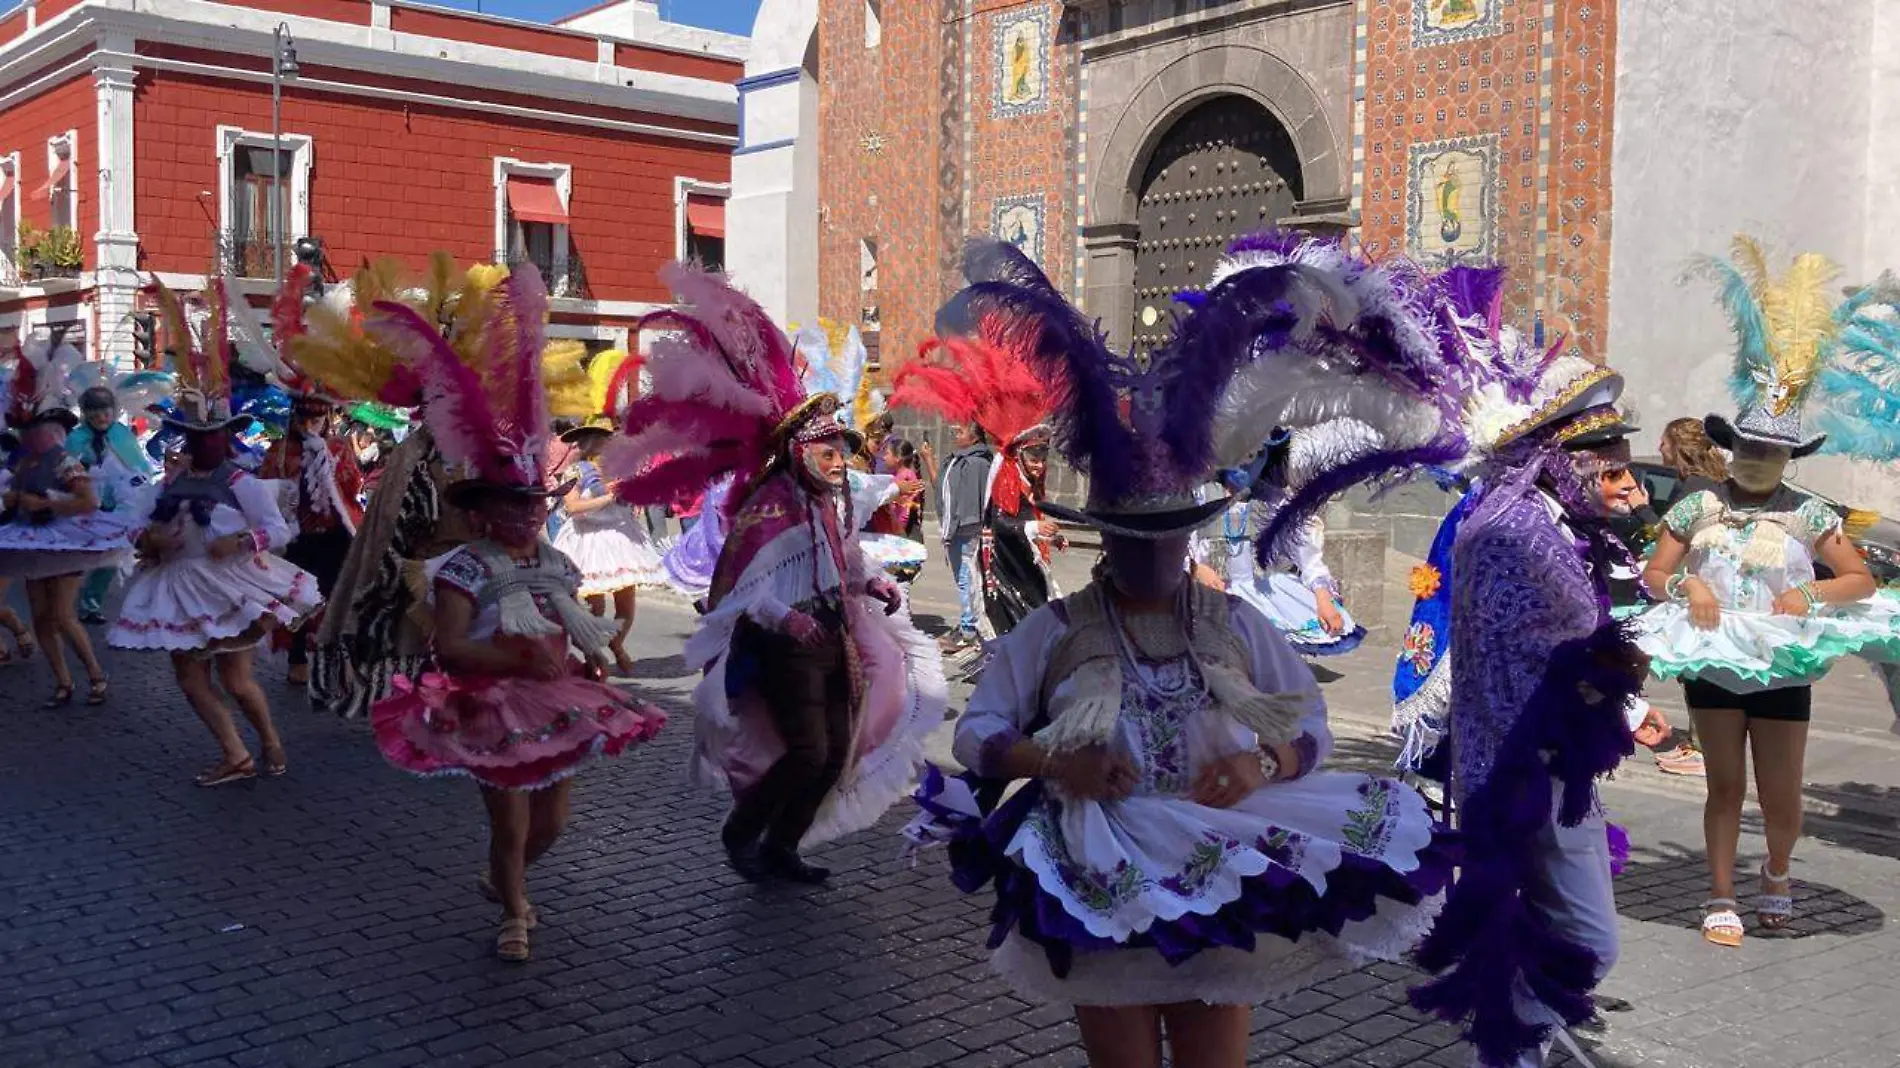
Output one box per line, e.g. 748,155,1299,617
271,24,300,285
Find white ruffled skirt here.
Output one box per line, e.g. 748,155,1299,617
993,772,1446,1006
1227,572,1364,655
110,551,322,653
1633,589,1900,693
553,510,668,597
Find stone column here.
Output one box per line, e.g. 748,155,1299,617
93,38,140,370
1080,221,1138,354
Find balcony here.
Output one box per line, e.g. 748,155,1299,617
218,230,293,280
501,245,590,301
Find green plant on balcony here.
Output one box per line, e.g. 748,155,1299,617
42,226,82,273
15,221,44,268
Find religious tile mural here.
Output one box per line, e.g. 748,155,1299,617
1411,0,1502,48
1406,134,1498,265
993,8,1050,117
992,195,1045,265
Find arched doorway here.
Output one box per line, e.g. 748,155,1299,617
1128,97,1303,359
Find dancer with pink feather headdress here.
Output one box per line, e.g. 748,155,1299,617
366,263,666,963
601,264,946,885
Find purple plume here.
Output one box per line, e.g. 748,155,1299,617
1225,230,1310,260
1257,440,1467,566
1157,263,1333,485
1434,265,1507,321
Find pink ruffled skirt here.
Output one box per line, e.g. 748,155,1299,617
372,670,666,791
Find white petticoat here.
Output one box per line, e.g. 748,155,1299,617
553,509,668,597
1228,571,1360,652
995,773,1442,1006
1633,588,1900,693
111,552,322,653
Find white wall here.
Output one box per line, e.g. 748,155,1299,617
557,0,750,59
724,0,820,323
1609,0,1898,511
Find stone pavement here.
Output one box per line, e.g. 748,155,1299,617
3,567,1900,1068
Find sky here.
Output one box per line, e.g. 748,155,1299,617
425,0,762,35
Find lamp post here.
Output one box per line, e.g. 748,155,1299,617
270,24,300,284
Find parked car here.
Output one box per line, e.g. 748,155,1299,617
1617,461,1900,586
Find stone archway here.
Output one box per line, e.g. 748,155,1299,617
1082,44,1346,353
726,0,820,324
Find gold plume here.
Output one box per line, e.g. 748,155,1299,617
543,341,594,418
1756,250,1841,414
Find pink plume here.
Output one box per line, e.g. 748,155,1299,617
645,333,774,417
656,264,804,415
609,446,751,511
491,263,550,454
365,300,498,478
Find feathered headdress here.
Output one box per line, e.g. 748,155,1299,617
793,319,880,433
937,239,1340,538
5,328,86,430
142,278,252,432
600,263,845,516
894,324,1050,515
1199,233,1631,561
363,262,556,495
1813,272,1900,461
1688,234,1839,457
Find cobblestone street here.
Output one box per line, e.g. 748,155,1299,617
4,580,1900,1068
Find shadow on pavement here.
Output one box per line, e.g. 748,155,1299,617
1612,839,1884,938
1803,780,1900,861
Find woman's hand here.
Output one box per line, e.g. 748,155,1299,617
17,492,48,513
1046,745,1139,802
1314,593,1347,637
1191,750,1270,809
518,643,565,682
1772,588,1813,617
1686,579,1722,631
207,532,250,560
1191,563,1225,592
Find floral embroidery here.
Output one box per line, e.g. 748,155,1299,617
1341,780,1396,855
1401,622,1437,674
1122,658,1195,794
1255,826,1306,870
1030,803,1145,914
1159,832,1246,896
1408,563,1443,600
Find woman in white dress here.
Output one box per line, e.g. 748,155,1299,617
910,240,1450,1068
552,419,664,673
108,283,320,786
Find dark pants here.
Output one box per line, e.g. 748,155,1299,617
284,526,352,666
723,624,852,853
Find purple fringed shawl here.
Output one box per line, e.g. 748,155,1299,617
1408,458,1641,1067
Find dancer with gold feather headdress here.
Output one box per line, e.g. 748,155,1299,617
551,346,665,674
1639,236,1900,947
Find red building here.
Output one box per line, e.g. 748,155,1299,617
0,0,743,366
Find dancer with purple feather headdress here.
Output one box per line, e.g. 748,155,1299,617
1205,232,1648,1067
905,238,1453,1068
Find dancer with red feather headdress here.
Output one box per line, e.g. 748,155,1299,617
894,322,1060,638
601,264,945,884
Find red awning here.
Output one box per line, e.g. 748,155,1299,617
36,156,71,198
686,196,725,239
505,175,568,225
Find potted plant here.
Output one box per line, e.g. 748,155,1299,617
14,221,43,276
42,226,81,278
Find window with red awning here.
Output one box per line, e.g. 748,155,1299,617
505,175,568,225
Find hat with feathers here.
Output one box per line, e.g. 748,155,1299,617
597,263,852,515
894,317,1052,517
361,261,562,504
5,327,86,431
143,278,253,433
1688,234,1836,457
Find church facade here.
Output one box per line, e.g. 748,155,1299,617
728,0,1900,509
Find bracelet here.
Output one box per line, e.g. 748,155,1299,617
1665,573,1689,601
1256,746,1281,783
1798,582,1821,615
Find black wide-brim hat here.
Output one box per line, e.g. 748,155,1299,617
26,408,79,433
1705,407,1825,459
1037,491,1232,540
558,417,615,445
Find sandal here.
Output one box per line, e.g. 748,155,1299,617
14,633,36,661
1758,862,1796,931
42,685,73,709
1653,744,1706,776
495,917,532,963
193,756,257,788
1702,898,1745,947
86,678,109,706
476,874,537,928
260,746,288,777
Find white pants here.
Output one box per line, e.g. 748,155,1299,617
1475,780,1620,1068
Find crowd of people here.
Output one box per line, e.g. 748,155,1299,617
2,227,1897,1068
